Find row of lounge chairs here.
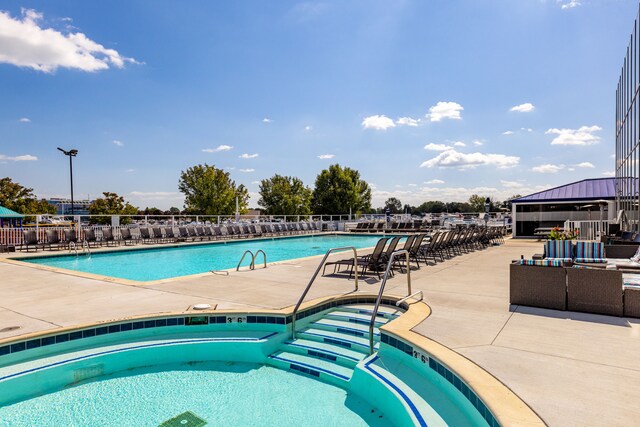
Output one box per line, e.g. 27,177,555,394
18,222,322,251
324,226,504,279
350,222,427,233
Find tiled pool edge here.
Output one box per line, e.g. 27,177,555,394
0,293,545,426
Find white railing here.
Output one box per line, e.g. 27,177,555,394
564,220,612,241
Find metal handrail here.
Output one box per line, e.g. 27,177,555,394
236,250,254,271
82,240,91,256
395,290,423,306
291,246,359,339
369,249,412,355
251,250,267,270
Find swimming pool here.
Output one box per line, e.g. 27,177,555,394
19,234,400,282
0,296,509,426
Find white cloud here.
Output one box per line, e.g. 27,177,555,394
424,179,445,184
424,143,452,152
560,0,581,10
472,140,483,146
576,162,595,168
0,153,37,161
239,153,258,159
318,154,335,159
420,150,519,169
202,145,233,153
453,141,466,147
502,131,514,135
408,183,417,187
568,168,575,172
112,140,124,147
362,115,396,130
501,180,524,189
239,168,255,173
0,9,138,73
602,171,615,177
545,125,602,146
262,118,272,123
521,128,533,132
18,117,30,123
126,169,135,173
509,103,535,113
396,117,419,127
251,181,260,184
305,125,312,131
532,164,564,173
427,101,463,122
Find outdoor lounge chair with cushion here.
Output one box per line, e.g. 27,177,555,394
165,227,177,242
62,229,78,247
153,227,166,243
187,227,199,241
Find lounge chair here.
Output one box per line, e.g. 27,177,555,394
82,228,99,247
101,227,119,246
408,234,427,268
44,229,63,250
195,226,208,240
61,229,78,248
120,227,137,245
323,237,390,279
213,226,223,239
249,225,262,237
165,227,177,242
139,227,154,244
392,235,416,273
21,230,43,252
153,227,166,243
203,226,214,240
187,227,199,241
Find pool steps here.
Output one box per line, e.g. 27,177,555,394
266,304,399,388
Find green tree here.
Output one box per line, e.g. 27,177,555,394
166,207,181,215
415,201,447,214
468,194,489,213
0,177,56,214
178,164,248,215
258,174,312,215
384,197,403,214
311,164,372,214
88,192,139,224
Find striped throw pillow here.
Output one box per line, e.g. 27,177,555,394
544,240,573,259
574,241,604,259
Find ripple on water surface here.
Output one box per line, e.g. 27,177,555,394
0,361,390,427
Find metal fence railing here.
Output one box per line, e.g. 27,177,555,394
564,220,612,241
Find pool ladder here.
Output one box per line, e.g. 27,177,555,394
68,241,91,257
236,250,267,271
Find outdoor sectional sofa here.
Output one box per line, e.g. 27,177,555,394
510,240,639,318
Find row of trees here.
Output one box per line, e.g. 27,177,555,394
1,164,519,221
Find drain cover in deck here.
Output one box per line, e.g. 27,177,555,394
159,411,207,427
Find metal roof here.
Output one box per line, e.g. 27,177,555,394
512,178,616,203
0,205,24,218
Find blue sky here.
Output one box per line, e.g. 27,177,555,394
0,0,636,210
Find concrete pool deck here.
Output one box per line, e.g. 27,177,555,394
0,236,638,426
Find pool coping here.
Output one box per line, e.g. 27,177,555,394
0,232,391,286
0,292,545,426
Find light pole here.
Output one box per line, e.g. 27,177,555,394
57,147,78,215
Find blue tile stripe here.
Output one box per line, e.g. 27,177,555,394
364,356,428,427
268,355,350,381
0,335,272,382
301,331,369,350
286,342,360,362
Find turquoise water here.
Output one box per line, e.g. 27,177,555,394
0,361,389,427
22,234,401,281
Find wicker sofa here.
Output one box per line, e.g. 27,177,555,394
509,262,567,311
566,268,624,317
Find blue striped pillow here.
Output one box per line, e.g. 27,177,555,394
544,240,573,259
519,259,565,267
574,241,604,259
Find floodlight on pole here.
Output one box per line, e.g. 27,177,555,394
57,147,78,215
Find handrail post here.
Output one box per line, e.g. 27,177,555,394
252,250,267,270
368,250,411,355
291,246,359,339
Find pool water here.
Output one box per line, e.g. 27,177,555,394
0,361,388,427
22,234,402,281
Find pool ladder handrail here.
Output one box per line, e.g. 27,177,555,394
368,249,412,355
236,249,267,271
82,240,91,257
68,241,78,256
291,246,359,340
